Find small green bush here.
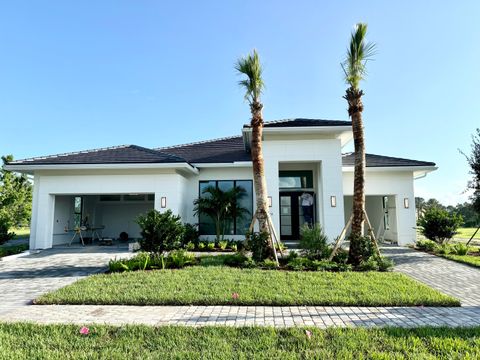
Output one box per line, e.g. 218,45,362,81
223,253,248,267
167,250,196,268
207,242,215,251
218,241,228,250
415,239,437,252
299,224,330,260
229,244,238,252
452,243,470,256
198,242,206,250
246,231,273,262
183,223,199,246
348,234,376,264
287,257,312,271
0,217,15,245
376,256,394,272
261,259,278,269
417,207,464,244
0,244,28,258
357,257,380,271
436,243,452,255
185,242,195,251
136,210,185,253
242,257,256,268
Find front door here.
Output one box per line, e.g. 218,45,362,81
279,192,315,240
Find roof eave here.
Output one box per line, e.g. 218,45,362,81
342,165,438,173
3,162,199,175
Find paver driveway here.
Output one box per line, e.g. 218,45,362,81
382,246,480,306
0,245,130,315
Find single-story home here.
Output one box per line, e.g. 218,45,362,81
4,118,436,249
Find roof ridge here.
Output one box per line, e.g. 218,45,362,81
8,144,132,164
156,135,242,150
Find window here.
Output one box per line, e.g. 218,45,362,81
383,196,390,230
124,194,146,201
73,196,83,228
198,180,253,235
279,171,313,189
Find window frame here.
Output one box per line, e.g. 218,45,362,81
279,170,314,189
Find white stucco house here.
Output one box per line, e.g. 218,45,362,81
5,118,436,249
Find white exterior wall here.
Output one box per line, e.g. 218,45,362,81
30,170,189,249
342,170,416,245
262,137,345,241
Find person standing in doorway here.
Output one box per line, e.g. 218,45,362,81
301,192,314,226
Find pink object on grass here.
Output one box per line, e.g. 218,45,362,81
232,292,239,300
79,326,90,335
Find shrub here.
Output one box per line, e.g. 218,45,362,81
261,259,278,269
183,223,199,246
436,243,452,255
357,257,380,271
167,250,196,268
242,257,256,268
417,207,464,244
136,210,185,253
332,247,349,264
415,239,437,252
347,234,376,265
0,217,15,245
376,256,394,272
218,241,228,250
108,252,163,273
223,253,249,267
229,244,238,252
185,242,195,251
207,242,215,251
246,231,273,262
287,257,313,271
299,224,330,260
0,244,28,258
452,243,470,256
198,242,206,250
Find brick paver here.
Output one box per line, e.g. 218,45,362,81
0,245,130,315
382,246,480,306
1,245,480,328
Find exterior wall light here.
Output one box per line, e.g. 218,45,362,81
161,197,167,208
330,196,337,207
404,197,409,209
268,196,273,207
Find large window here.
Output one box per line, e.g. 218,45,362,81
279,171,313,189
198,180,253,235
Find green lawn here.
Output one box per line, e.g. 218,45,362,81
12,227,30,239
455,227,480,239
0,323,480,359
36,266,459,307
441,253,480,268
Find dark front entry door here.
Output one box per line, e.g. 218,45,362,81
280,191,315,240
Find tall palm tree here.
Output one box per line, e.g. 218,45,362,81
235,50,273,254
341,23,376,265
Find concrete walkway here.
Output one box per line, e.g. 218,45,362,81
1,245,480,328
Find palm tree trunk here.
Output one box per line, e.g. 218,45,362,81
250,101,270,236
345,87,366,265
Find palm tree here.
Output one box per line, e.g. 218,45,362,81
341,23,376,265
235,50,273,255
193,185,249,242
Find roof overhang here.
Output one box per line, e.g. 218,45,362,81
242,126,353,151
342,165,438,175
3,162,199,175
192,161,253,168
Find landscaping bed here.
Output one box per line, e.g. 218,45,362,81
0,323,479,359
0,244,28,258
415,239,480,268
36,264,459,307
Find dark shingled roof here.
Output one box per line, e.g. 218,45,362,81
8,145,186,165
157,136,251,163
342,153,436,168
244,118,352,128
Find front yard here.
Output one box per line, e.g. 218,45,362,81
36,265,459,307
0,323,479,359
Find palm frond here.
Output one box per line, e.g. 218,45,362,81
235,49,264,104
342,23,376,89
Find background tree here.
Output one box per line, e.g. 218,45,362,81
463,129,480,215
193,185,249,242
0,155,33,244
236,50,273,257
341,23,376,265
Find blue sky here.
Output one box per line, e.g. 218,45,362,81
1,1,478,205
